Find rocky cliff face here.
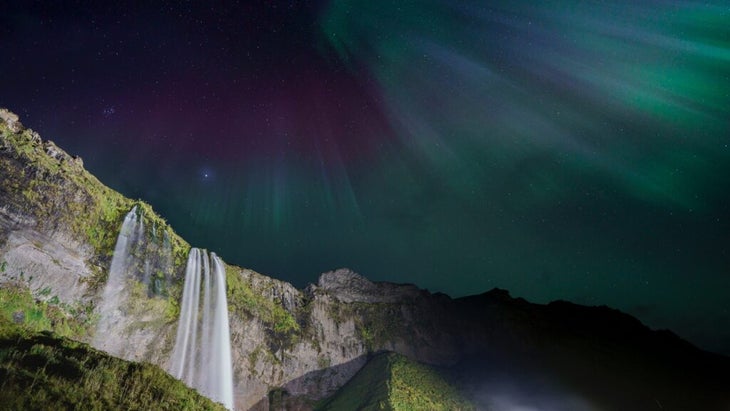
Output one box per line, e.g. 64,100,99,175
1,109,101,308
1,109,729,411
0,108,191,368
0,109,408,409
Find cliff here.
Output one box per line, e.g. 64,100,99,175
1,109,729,411
0,108,188,367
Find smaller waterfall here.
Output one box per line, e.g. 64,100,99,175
170,248,234,410
94,207,142,351
160,231,173,293
94,206,175,357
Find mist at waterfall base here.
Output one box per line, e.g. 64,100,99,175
3,1,730,355
95,208,234,410
468,377,599,411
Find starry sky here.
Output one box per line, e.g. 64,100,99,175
2,1,729,355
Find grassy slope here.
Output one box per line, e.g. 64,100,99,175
317,352,474,411
0,280,93,341
0,318,225,411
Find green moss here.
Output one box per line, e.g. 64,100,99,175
164,296,181,323
123,281,178,331
335,302,403,351
272,306,298,334
79,187,129,259
135,201,190,270
248,345,261,375
225,265,300,345
389,354,473,411
316,353,474,411
0,319,226,410
0,283,93,341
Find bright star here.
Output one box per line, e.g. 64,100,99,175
199,167,215,182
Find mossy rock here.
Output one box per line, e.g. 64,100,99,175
0,111,190,293
226,264,301,350
316,352,474,411
0,282,94,341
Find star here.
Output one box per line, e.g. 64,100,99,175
199,167,215,183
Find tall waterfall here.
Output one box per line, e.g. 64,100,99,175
170,248,235,410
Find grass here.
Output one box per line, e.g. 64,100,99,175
0,318,226,410
389,354,473,411
316,352,474,411
225,264,300,343
0,282,93,341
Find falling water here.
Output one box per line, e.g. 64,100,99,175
95,209,232,406
170,248,234,410
161,231,173,292
94,206,174,358
94,206,141,351
211,253,233,406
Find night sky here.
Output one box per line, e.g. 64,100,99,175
2,1,729,355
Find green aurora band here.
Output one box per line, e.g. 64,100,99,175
316,0,730,353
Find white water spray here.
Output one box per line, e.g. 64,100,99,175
94,207,142,352
170,248,235,410
94,206,174,358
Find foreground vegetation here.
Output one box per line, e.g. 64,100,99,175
317,352,474,411
0,318,225,411
0,281,94,341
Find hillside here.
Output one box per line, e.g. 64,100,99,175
0,318,225,410
316,352,473,411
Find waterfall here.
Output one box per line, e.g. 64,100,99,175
160,231,173,294
94,206,174,357
170,248,235,410
95,209,233,407
211,253,234,406
94,207,142,352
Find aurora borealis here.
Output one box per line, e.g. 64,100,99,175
2,1,729,354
